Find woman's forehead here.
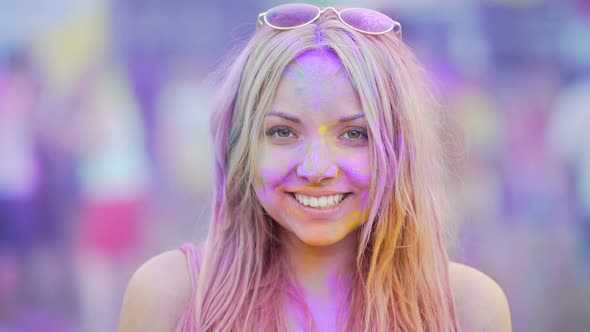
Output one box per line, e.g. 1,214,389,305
283,50,346,81
268,49,363,121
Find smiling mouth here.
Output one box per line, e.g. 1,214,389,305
288,192,351,209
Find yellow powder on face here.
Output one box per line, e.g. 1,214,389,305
318,125,327,136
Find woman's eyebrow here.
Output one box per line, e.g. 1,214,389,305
268,111,300,123
267,111,365,124
339,113,365,123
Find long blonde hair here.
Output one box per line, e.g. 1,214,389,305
194,12,460,332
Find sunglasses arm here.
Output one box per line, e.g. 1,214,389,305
394,22,403,39
257,12,266,29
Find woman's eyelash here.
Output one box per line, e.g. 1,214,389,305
265,127,368,140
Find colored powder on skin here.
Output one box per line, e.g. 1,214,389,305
296,68,305,79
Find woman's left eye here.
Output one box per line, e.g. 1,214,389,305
266,126,295,139
341,129,368,140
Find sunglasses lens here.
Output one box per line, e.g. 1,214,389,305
340,8,396,34
265,3,319,28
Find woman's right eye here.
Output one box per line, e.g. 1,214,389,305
266,126,295,139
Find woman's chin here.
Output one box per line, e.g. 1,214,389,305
298,236,342,247
292,227,355,248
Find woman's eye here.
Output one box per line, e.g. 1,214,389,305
342,129,368,140
266,126,295,138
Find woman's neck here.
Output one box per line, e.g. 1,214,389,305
280,229,357,295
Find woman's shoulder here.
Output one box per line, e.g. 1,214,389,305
448,261,512,331
118,248,194,332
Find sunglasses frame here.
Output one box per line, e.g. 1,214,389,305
257,4,402,38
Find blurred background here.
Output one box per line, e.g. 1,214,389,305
0,0,588,331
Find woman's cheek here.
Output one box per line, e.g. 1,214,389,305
342,152,371,186
256,147,297,187
341,151,372,213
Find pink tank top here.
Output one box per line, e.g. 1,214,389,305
175,243,201,332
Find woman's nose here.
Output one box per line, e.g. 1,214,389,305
296,141,339,183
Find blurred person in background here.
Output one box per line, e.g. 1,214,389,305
0,50,46,330
119,4,510,331
151,58,214,247
547,73,590,266
70,58,151,332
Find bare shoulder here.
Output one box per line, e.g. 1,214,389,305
118,249,193,332
449,262,512,332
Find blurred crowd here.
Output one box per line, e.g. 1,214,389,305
0,0,588,331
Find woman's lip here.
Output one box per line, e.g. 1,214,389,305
287,191,351,197
287,192,350,215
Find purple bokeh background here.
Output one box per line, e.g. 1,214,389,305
0,0,589,331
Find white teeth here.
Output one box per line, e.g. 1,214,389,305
310,197,318,206
294,193,346,208
327,196,334,205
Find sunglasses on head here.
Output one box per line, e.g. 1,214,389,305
257,3,402,38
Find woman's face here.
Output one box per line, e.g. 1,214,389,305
254,51,371,247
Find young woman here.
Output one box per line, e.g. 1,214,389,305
118,4,511,331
